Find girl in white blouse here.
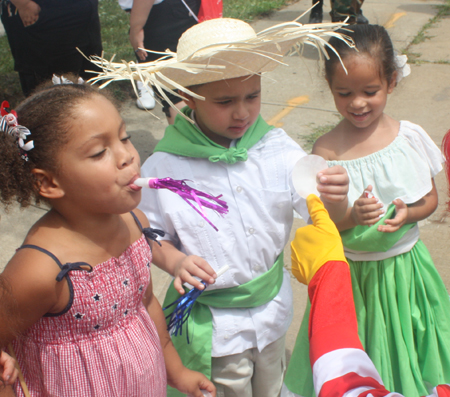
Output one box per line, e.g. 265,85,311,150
284,23,450,397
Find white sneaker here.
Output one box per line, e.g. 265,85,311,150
136,81,156,110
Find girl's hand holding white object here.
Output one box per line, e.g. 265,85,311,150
316,165,349,203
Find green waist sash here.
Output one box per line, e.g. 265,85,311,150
340,204,416,252
163,252,285,397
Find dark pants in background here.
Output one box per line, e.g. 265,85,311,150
1,0,103,96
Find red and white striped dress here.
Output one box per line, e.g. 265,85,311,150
12,235,167,397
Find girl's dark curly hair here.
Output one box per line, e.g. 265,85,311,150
0,83,117,208
325,24,397,85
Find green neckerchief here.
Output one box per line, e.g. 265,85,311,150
341,204,416,252
154,107,273,164
164,253,285,397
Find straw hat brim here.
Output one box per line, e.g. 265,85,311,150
85,19,353,115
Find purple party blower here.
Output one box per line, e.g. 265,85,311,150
134,177,228,231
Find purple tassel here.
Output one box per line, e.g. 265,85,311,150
135,177,228,231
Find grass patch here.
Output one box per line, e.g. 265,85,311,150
404,0,450,61
436,0,450,16
410,26,433,46
409,12,438,46
223,0,296,21
97,0,134,62
401,49,422,64
302,123,336,153
96,0,137,102
0,34,23,107
0,0,137,105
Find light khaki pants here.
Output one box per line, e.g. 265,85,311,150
211,335,286,397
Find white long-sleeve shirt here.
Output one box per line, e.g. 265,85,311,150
138,127,308,357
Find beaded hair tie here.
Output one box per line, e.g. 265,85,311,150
1,101,34,161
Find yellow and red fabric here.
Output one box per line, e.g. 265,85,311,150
290,195,450,397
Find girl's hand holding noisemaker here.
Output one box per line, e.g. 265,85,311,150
351,185,385,226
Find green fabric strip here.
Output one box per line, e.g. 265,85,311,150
154,107,273,164
340,204,416,252
164,253,285,397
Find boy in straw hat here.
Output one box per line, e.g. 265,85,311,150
89,17,352,397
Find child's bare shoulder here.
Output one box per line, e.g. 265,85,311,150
312,126,343,160
3,211,74,313
2,241,67,335
22,210,70,251
132,209,150,229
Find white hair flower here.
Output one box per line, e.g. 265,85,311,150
394,54,411,83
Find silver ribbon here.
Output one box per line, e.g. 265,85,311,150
0,113,34,151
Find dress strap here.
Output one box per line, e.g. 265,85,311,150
19,244,63,268
130,211,165,247
17,244,92,317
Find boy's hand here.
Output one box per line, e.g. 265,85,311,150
316,165,349,203
0,351,18,386
173,255,217,294
170,367,216,397
351,185,385,226
291,195,347,284
377,199,408,233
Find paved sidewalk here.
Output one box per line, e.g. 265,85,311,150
1,0,450,360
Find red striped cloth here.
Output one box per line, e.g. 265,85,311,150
308,262,450,397
12,236,166,396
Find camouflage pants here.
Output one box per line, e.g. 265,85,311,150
312,0,364,22
330,0,364,22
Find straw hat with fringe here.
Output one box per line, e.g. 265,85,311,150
86,17,353,114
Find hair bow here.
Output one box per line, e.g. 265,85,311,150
1,101,34,160
52,74,85,85
394,54,411,83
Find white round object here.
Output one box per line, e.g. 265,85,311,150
188,392,212,397
292,155,328,199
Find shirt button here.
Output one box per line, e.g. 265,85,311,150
198,220,205,228
224,334,229,340
253,265,261,272
248,228,255,235
236,186,243,193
